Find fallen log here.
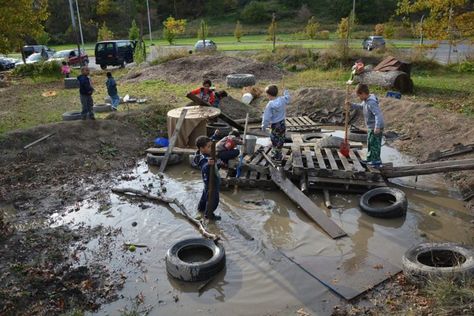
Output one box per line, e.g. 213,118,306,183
380,159,474,178
354,70,413,93
111,187,219,241
146,147,196,155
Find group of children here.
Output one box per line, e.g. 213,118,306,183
74,58,385,221
76,67,121,120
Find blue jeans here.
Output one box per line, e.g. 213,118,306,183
198,185,219,217
110,94,120,108
217,149,239,164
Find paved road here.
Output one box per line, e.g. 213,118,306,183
87,57,135,71
426,41,472,64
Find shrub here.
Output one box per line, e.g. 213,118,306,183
375,24,384,36
317,30,330,40
163,16,186,45
305,16,320,40
129,20,139,41
234,20,243,42
13,61,62,77
97,22,114,41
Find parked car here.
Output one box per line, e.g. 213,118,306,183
95,40,137,69
48,49,89,66
194,40,217,52
362,36,386,51
22,45,55,59
0,57,15,71
15,53,47,66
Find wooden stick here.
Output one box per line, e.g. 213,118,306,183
206,141,217,217
23,133,55,150
111,187,219,241
159,108,188,173
380,159,474,178
236,113,249,178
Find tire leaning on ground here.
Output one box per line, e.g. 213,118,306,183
93,103,112,113
206,122,232,138
402,243,474,284
166,238,226,282
348,130,368,143
226,74,256,88
359,187,408,218
302,132,325,143
62,111,83,121
146,153,183,167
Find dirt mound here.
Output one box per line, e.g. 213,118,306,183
124,55,285,84
219,95,262,120
0,120,146,198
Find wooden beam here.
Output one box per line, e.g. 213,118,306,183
380,159,474,178
23,133,55,150
159,108,188,173
269,167,346,239
147,147,196,155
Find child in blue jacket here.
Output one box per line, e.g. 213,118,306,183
192,136,221,221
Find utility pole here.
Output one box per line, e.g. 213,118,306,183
67,0,82,66
272,13,276,52
447,5,453,64
146,0,153,43
419,14,425,46
75,0,84,47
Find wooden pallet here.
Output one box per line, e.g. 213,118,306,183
285,116,320,132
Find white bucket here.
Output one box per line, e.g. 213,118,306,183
241,93,254,105
244,135,257,154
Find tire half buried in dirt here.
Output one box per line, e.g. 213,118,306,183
62,111,83,121
359,187,407,218
93,103,112,113
402,243,474,284
302,132,324,143
146,153,183,166
166,238,226,282
226,74,256,88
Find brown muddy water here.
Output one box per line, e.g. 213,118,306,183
49,137,473,316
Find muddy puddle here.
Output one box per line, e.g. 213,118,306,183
47,137,473,315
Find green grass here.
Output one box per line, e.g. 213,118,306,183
423,276,474,315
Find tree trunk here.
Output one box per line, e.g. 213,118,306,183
354,70,413,93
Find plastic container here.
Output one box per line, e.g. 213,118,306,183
241,93,254,105
154,137,169,147
244,135,257,154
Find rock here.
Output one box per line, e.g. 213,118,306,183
131,222,137,227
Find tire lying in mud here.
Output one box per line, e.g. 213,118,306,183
93,103,112,113
319,135,344,148
146,153,183,167
348,130,368,143
302,132,324,143
359,187,407,218
402,243,474,284
206,122,232,138
62,111,83,121
226,74,256,88
166,238,226,282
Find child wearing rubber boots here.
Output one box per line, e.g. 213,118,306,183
192,136,221,221
261,84,291,161
347,84,384,167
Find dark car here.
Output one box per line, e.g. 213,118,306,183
22,45,55,59
0,57,15,71
48,49,89,66
362,36,386,51
95,40,137,69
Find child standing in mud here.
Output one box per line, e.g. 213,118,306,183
261,84,291,161
192,136,221,221
347,84,385,167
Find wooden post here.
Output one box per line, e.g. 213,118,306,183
323,190,332,209
206,141,217,217
379,159,474,178
159,108,188,173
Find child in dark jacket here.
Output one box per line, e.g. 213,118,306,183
192,136,221,220
214,130,243,166
77,66,95,120
106,72,120,110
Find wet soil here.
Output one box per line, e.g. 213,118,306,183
124,55,285,85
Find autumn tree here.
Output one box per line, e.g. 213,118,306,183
97,22,114,41
305,16,320,39
129,19,140,41
0,0,49,58
336,17,349,39
375,24,384,36
163,16,186,45
234,20,243,42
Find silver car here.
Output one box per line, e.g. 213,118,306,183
194,40,217,52
362,36,386,51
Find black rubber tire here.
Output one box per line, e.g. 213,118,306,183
359,187,407,218
226,74,256,88
100,64,107,70
302,132,325,143
206,122,232,138
93,103,112,113
146,153,183,167
348,130,368,143
166,238,226,282
402,243,474,284
64,78,79,89
62,111,83,121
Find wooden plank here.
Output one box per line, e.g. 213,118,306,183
337,150,353,171
285,118,296,127
294,117,305,126
304,146,315,171
324,148,339,170
159,108,188,173
147,147,196,155
349,150,365,172
304,116,317,125
259,147,272,167
291,133,304,144
23,133,55,150
269,167,346,239
315,147,327,169
308,176,387,187
380,159,474,178
291,144,304,175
